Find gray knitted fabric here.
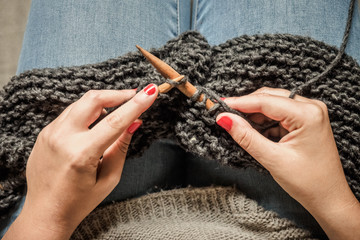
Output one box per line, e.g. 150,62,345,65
0,31,359,219
71,186,315,240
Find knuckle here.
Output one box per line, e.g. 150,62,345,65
84,90,102,102
67,148,99,170
306,103,326,124
255,92,271,98
38,126,50,141
313,100,328,112
256,86,272,93
254,87,291,97
116,139,130,155
253,93,270,111
39,126,62,151
106,113,125,129
234,130,253,151
68,155,83,170
131,93,146,109
48,135,60,151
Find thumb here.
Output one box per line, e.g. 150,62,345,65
216,113,279,169
96,119,142,191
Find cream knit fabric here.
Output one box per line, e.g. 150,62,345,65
71,186,316,240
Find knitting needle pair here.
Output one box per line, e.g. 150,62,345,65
135,46,282,133
135,45,215,110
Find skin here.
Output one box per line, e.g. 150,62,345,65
4,85,158,239
217,87,360,240
3,86,360,239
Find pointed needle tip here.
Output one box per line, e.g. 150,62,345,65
135,45,180,79
136,45,148,56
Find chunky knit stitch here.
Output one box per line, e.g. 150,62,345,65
70,186,315,240
0,30,359,219
0,0,359,219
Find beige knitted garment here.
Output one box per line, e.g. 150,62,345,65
71,186,316,240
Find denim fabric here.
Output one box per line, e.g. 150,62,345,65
193,0,360,62
17,0,191,73
2,0,359,238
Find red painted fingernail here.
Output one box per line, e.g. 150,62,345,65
127,122,142,134
220,97,226,101
217,116,233,131
144,84,156,95
133,88,138,91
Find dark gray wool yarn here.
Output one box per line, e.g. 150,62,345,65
0,1,359,219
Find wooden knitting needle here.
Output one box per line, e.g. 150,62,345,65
136,45,215,110
159,75,185,93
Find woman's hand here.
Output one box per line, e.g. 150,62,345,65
4,84,158,240
216,87,360,240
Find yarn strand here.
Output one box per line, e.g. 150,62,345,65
0,3,359,218
289,0,356,98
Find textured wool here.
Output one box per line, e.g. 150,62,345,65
0,31,360,219
0,0,359,220
70,186,315,240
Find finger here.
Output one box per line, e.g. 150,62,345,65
95,120,142,192
216,113,280,170
251,87,330,111
250,87,311,103
88,108,108,129
222,94,308,131
90,84,158,153
68,89,137,128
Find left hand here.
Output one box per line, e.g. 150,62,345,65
216,87,360,239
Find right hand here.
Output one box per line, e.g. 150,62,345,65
216,87,360,240
3,84,159,240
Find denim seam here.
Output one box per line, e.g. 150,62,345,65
177,0,180,35
193,0,198,30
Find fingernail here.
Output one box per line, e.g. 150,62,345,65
127,122,142,134
143,84,156,95
217,116,232,131
220,97,226,101
133,88,138,91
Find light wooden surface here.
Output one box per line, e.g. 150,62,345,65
0,0,31,88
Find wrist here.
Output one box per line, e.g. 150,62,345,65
3,211,73,240
15,204,75,240
314,200,360,240
305,185,360,239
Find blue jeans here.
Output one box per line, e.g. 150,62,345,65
1,0,359,238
